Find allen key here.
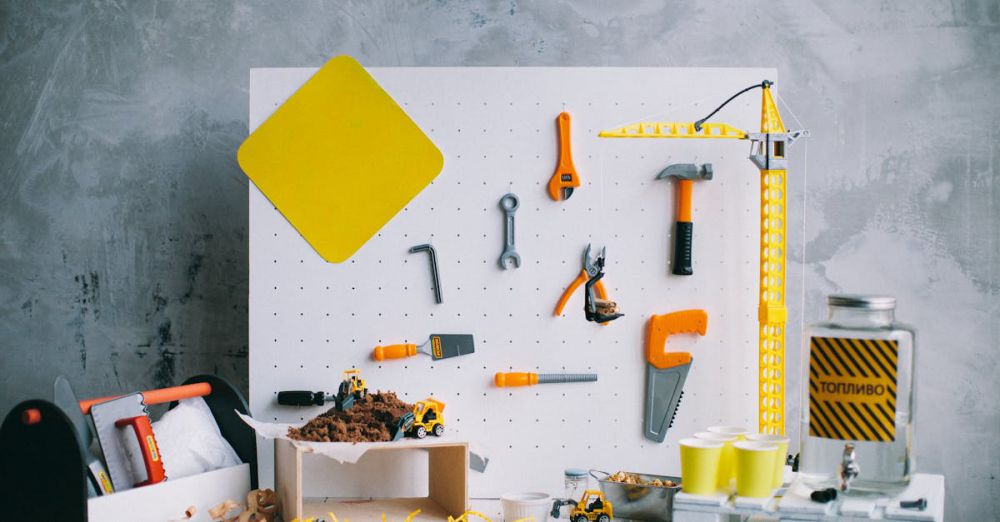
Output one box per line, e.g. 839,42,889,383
409,244,442,304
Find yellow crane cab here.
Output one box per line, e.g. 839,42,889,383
411,398,445,438
570,489,613,522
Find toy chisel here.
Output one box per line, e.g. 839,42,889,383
373,334,475,361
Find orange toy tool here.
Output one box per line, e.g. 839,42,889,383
554,244,620,324
547,112,580,201
495,372,598,387
84,383,212,491
644,310,708,442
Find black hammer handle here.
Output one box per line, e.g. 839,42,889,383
672,221,694,276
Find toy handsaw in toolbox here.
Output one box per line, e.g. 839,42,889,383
84,382,212,492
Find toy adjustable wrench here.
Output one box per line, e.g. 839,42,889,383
644,310,708,442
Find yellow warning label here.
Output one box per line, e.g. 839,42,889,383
146,434,160,462
431,336,442,359
98,470,113,494
809,336,898,442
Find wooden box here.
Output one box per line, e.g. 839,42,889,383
274,438,468,521
88,463,251,521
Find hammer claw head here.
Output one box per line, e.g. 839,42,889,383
656,163,713,181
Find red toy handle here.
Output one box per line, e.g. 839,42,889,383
114,415,166,487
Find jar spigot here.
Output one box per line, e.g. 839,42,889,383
839,443,860,492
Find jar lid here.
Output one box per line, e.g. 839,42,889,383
828,294,896,310
564,468,588,478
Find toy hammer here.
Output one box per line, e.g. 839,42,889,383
656,163,713,276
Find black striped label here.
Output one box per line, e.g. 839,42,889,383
808,336,898,442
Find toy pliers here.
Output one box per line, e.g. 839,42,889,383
554,244,609,318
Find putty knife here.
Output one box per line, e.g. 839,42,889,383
372,334,475,361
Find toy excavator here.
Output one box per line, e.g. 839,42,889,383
551,489,614,522
335,369,367,411
390,398,446,441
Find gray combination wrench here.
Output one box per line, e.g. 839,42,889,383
498,193,520,269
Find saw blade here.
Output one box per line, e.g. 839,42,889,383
90,393,149,492
644,361,691,443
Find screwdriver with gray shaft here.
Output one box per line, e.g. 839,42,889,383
494,372,598,387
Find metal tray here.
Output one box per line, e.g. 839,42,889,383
591,470,681,522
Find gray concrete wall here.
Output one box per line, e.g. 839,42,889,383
1,1,996,518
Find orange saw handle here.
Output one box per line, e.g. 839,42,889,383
495,372,538,387
554,270,607,316
373,344,418,361
547,112,580,200
79,382,212,415
114,415,166,487
646,310,708,369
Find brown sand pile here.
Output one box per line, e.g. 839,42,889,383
287,391,414,442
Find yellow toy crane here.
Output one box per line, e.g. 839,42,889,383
599,80,807,434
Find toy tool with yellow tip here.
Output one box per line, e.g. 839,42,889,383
373,334,475,361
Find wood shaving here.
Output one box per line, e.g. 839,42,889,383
607,470,678,488
209,500,241,520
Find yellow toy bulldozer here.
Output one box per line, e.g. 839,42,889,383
410,398,445,438
390,398,446,440
551,489,613,522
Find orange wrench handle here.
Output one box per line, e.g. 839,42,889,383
114,415,166,487
547,112,580,201
373,344,418,361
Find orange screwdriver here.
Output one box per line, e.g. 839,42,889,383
494,372,598,387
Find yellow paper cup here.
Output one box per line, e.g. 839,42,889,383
694,431,737,491
679,438,724,495
707,425,750,440
734,441,779,498
746,433,790,488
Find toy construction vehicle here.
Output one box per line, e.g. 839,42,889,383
275,368,368,411
390,398,445,440
335,369,368,411
551,490,614,522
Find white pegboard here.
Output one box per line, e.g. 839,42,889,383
248,66,776,497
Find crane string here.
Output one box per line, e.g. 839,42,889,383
776,90,810,419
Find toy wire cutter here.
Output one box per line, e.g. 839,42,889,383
554,244,621,323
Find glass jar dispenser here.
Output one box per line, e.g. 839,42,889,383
799,294,915,495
